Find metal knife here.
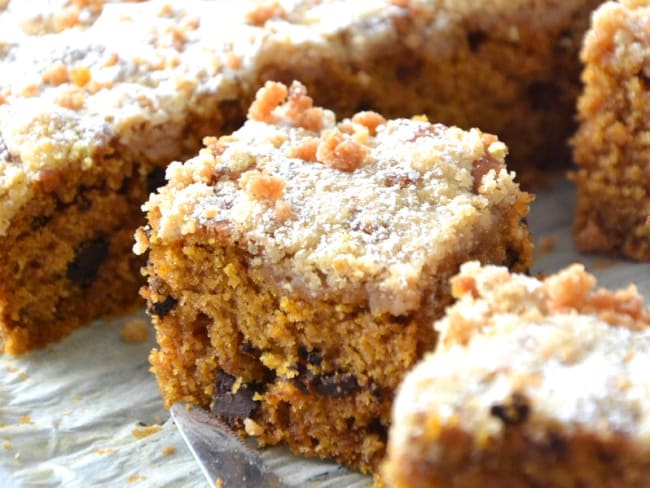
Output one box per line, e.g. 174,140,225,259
170,402,286,488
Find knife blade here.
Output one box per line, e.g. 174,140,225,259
170,402,286,488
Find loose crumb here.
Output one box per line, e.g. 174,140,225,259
536,234,557,257
132,425,163,439
19,416,31,424
96,448,115,456
215,479,224,488
127,475,147,483
2,442,10,450
161,445,176,456
244,418,264,436
120,319,150,344
594,258,615,270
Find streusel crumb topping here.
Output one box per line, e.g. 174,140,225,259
441,261,650,349
141,82,529,315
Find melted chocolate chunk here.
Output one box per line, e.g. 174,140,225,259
367,417,388,442
490,393,530,426
545,433,568,462
298,346,322,366
527,80,561,111
31,215,52,230
146,167,167,194
212,371,263,423
313,372,359,398
148,295,178,318
67,236,109,287
467,30,487,52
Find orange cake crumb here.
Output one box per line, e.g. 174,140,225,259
120,319,149,344
131,425,162,439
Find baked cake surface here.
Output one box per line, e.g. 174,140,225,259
136,81,532,473
0,0,596,353
573,0,650,260
383,261,650,487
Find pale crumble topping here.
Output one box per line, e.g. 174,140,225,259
142,82,529,315
0,0,585,236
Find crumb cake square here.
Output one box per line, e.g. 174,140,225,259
136,81,532,473
573,0,650,260
383,262,650,487
0,1,251,353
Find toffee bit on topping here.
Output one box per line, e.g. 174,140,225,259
481,132,499,147
42,62,69,85
247,81,288,123
240,170,285,201
69,66,91,87
471,153,504,193
225,53,242,70
450,275,479,299
316,128,367,172
287,138,319,162
352,111,386,136
55,86,85,110
245,1,288,26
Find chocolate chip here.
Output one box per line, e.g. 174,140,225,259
367,418,388,442
146,167,167,194
467,30,487,52
239,342,259,358
527,81,561,111
298,346,322,366
396,59,422,83
391,315,411,325
314,372,359,398
76,192,92,212
490,393,530,426
148,295,178,318
212,371,263,423
67,236,109,287
546,433,567,461
31,215,51,230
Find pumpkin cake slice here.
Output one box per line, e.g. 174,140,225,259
383,262,650,487
573,0,650,260
136,81,532,473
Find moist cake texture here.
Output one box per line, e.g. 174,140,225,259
0,0,596,353
573,0,650,260
383,262,650,487
0,1,249,353
136,81,533,473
